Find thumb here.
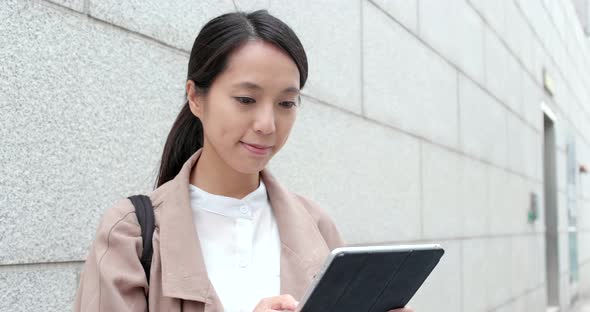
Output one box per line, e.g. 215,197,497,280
270,300,299,311
269,295,299,311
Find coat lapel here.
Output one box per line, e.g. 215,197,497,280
152,149,212,303
261,170,331,299
152,149,331,306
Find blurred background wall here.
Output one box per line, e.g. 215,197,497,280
1,0,590,311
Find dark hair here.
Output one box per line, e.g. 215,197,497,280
155,10,308,188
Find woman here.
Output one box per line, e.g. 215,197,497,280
74,10,414,312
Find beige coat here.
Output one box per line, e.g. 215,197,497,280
74,150,344,311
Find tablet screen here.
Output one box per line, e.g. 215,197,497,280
298,245,444,312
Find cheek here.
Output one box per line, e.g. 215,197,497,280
275,112,297,146
202,97,243,144
211,122,242,149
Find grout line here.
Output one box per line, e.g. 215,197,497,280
367,231,550,246
505,100,510,185
485,160,492,234
416,0,420,35
459,239,464,312
419,141,424,239
511,1,590,146
367,0,543,138
487,282,547,311
38,0,190,56
0,260,85,269
41,0,590,148
301,93,545,186
38,0,587,187
539,0,590,86
456,71,462,154
359,0,365,117
464,3,545,133
482,20,487,87
86,14,191,56
367,0,415,37
466,0,590,148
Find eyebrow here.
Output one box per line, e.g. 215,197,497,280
232,82,300,94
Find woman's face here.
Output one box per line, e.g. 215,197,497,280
187,40,301,174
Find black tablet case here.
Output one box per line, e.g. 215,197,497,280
299,248,445,312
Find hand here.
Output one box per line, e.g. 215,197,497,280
388,306,414,312
253,294,299,312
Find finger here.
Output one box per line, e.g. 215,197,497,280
387,307,414,312
268,295,298,311
270,301,298,311
278,294,297,304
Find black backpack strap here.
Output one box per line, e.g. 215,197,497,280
128,195,155,284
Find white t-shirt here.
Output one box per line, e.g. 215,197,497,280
189,180,281,312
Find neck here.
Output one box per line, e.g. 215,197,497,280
190,144,260,199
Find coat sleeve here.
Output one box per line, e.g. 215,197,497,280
296,195,345,250
73,199,148,312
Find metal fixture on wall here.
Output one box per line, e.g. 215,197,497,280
528,192,539,223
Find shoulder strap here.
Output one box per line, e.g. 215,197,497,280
128,195,155,284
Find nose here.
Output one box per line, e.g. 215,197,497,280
252,103,276,135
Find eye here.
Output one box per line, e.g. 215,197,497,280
279,101,297,109
235,97,256,104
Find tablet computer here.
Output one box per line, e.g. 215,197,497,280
296,244,444,312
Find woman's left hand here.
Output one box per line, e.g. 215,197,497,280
387,307,414,312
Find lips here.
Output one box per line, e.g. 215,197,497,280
240,141,273,156
245,143,272,149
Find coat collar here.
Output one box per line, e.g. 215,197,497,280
150,149,330,303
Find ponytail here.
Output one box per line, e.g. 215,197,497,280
154,101,203,188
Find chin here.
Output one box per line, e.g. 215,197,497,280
231,158,270,175
229,146,277,174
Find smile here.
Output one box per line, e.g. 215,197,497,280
240,142,273,156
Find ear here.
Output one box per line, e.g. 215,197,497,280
186,80,204,119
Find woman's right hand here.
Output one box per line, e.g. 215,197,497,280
253,294,299,312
